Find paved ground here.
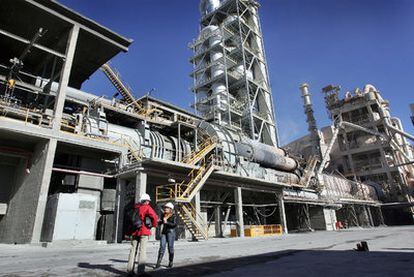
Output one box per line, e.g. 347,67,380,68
0,226,413,276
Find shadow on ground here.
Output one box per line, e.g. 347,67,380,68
78,249,414,276
151,250,414,277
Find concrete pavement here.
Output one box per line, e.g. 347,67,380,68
0,226,413,276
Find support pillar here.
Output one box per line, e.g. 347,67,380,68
278,192,288,234
134,171,147,204
195,191,201,216
32,139,57,243
366,206,374,227
378,206,386,226
215,205,223,237
0,139,57,244
223,206,231,237
189,191,203,241
52,25,79,131
234,187,244,237
114,178,127,243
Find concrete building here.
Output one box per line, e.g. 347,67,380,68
286,84,414,225
0,0,384,245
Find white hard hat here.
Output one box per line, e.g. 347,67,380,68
164,202,174,210
139,193,151,202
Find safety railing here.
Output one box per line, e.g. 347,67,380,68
182,137,217,165
0,97,53,128
179,202,209,240
156,155,216,203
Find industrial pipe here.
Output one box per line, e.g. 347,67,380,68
52,167,115,178
385,122,414,142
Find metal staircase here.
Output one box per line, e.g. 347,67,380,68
123,138,143,164
183,137,217,166
177,159,215,202
101,63,158,118
101,63,142,110
178,202,208,240
156,138,218,240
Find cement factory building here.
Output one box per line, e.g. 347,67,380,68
0,0,411,245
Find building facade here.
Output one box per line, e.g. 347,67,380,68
0,1,384,244
286,84,414,224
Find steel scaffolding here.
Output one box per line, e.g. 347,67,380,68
190,0,278,146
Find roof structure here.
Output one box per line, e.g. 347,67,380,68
0,0,133,88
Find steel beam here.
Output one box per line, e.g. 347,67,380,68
24,0,130,52
0,28,65,59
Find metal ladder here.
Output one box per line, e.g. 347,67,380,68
156,139,218,240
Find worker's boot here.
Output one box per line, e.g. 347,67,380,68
155,252,163,269
168,253,174,268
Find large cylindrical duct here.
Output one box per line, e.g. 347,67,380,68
40,81,114,107
265,168,300,184
236,138,297,171
104,123,192,162
200,0,221,16
205,25,227,110
199,121,297,172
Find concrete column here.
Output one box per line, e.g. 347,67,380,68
234,187,244,237
357,205,370,227
278,193,288,234
223,206,231,236
52,24,79,130
192,191,204,240
134,171,147,204
378,206,386,226
0,139,57,244
31,139,57,243
113,178,127,243
366,206,374,227
194,191,201,219
215,205,223,237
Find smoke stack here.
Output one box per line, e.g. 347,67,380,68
300,83,321,158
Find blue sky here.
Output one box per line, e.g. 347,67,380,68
60,0,414,145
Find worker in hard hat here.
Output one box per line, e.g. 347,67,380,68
155,202,177,269
127,193,158,275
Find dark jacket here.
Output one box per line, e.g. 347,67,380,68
159,213,177,235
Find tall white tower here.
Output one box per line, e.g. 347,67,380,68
190,0,279,146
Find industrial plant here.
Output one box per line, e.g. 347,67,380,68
0,0,413,246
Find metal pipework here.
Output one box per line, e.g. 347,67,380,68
300,83,322,158
198,121,296,172
385,121,414,142
199,0,221,15
300,83,317,133
236,138,297,172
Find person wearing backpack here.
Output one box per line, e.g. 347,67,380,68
127,193,158,275
155,202,177,269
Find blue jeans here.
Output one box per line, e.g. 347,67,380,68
158,230,175,261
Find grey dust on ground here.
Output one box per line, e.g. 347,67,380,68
0,226,413,277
